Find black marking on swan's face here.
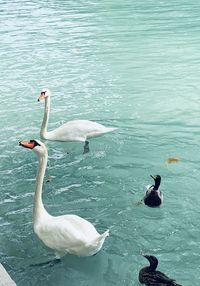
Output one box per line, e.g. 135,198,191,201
38,89,49,101
30,140,41,147
41,91,46,96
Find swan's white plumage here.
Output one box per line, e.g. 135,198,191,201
38,88,117,142
46,119,116,142
20,140,109,257
34,214,109,257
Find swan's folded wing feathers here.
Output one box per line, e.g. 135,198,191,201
36,218,88,251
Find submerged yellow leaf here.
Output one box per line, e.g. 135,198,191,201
165,157,180,164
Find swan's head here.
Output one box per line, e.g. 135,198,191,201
19,139,47,156
38,88,51,101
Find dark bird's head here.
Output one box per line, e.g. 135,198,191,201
150,175,161,191
143,255,158,271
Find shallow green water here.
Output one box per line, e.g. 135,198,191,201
1,0,200,285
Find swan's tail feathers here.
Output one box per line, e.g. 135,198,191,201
104,127,118,133
93,229,109,245
100,229,109,240
97,229,109,245
88,230,109,256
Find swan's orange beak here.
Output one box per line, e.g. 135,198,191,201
19,140,35,149
38,93,45,102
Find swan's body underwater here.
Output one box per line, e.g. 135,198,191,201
19,139,109,258
143,175,163,207
139,255,182,286
38,88,117,153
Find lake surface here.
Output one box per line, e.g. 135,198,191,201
1,0,200,285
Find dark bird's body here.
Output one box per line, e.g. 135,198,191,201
139,255,182,286
144,175,163,207
144,188,162,207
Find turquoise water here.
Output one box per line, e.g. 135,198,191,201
1,0,200,285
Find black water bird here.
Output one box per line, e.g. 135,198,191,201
139,255,182,286
144,175,163,207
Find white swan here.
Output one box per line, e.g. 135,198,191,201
38,88,117,153
19,139,109,258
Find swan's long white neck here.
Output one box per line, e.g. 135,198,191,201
33,150,49,223
40,96,50,140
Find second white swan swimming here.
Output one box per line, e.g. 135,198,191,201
38,88,117,152
19,139,109,258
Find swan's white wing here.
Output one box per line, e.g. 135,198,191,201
35,214,103,255
47,120,116,141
